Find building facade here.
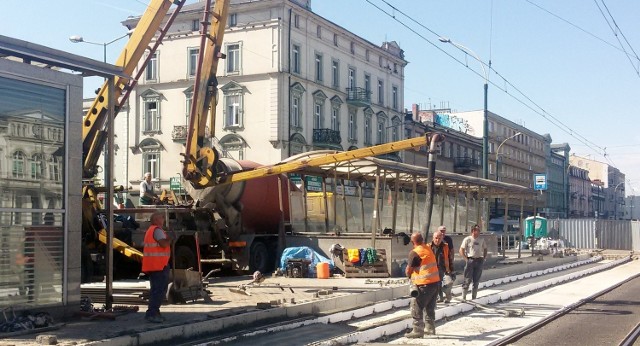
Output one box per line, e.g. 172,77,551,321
568,165,591,217
113,0,407,195
570,155,624,219
448,110,548,217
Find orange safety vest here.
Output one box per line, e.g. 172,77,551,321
411,245,441,286
141,225,170,273
442,244,451,273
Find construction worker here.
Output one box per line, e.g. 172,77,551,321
139,172,159,205
459,224,488,300
436,225,455,301
142,212,171,323
405,232,440,338
431,230,453,303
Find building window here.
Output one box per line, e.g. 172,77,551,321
31,153,43,180
49,155,61,181
379,56,383,67
331,106,339,131
143,98,160,132
377,119,385,144
192,19,200,31
143,152,160,179
315,53,323,82
185,91,192,125
229,13,237,27
365,49,370,61
291,96,300,128
333,34,338,46
317,25,322,38
220,135,245,160
12,150,25,178
145,52,157,82
348,108,357,141
377,79,384,105
350,41,355,54
392,86,398,110
364,114,372,145
294,14,300,28
314,102,323,128
224,94,242,128
391,117,400,142
364,74,371,94
348,68,355,89
292,44,300,74
188,47,199,78
227,43,240,74
331,60,339,88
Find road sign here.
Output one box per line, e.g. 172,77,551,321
534,174,547,191
170,177,182,191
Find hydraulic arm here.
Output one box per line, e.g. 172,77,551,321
182,0,230,189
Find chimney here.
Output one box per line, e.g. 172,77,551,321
412,104,420,121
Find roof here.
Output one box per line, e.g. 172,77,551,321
282,151,533,196
0,35,126,78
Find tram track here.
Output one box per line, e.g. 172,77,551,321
183,255,632,346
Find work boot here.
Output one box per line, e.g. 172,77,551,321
462,288,468,301
472,287,478,299
405,327,424,339
424,321,436,335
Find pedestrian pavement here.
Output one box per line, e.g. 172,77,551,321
1,250,619,346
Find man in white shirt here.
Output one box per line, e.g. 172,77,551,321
459,224,487,300
139,172,158,205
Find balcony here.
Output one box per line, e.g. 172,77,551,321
346,87,371,107
172,125,210,143
312,128,342,150
453,156,480,174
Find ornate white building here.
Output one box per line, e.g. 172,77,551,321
108,0,407,195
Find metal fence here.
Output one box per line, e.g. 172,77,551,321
555,219,639,251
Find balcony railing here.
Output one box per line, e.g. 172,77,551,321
453,156,480,174
346,87,371,107
312,128,342,150
172,125,210,143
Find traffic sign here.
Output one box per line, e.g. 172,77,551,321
534,174,547,190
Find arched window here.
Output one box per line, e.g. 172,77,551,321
31,153,43,179
48,155,61,181
12,150,25,178
219,134,246,160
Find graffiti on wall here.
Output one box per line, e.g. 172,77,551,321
435,113,476,135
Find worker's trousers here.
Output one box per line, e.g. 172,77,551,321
146,266,169,317
410,281,439,329
462,258,484,290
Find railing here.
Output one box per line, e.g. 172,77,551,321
346,87,371,107
312,129,342,149
453,156,480,173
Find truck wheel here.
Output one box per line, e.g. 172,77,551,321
249,241,269,273
175,245,197,270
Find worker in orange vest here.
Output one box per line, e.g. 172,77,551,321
142,212,171,323
431,230,453,303
405,232,441,338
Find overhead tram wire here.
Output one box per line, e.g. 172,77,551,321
593,0,640,77
367,0,609,159
524,0,640,63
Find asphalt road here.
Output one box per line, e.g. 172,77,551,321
512,274,640,346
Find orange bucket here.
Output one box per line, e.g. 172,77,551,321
316,262,330,279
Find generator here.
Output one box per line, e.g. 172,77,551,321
285,259,311,278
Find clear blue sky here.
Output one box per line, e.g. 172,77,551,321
2,0,639,194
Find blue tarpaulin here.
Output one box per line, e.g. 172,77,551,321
279,246,334,276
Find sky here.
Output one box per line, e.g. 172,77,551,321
2,0,639,195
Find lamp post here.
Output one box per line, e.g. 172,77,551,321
494,132,521,217
613,181,625,220
439,37,489,180
69,30,132,63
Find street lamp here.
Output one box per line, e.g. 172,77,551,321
494,132,521,218
613,181,625,220
439,37,489,180
69,30,133,63
496,132,522,182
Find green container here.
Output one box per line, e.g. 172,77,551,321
524,216,548,238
